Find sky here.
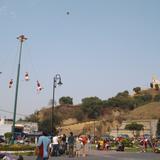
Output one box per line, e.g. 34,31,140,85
0,0,160,119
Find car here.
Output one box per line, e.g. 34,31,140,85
119,134,129,139
101,135,112,141
116,134,129,142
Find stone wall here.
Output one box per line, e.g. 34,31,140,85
110,119,158,137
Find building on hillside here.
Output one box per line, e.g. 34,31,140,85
110,119,158,138
150,76,160,89
0,117,38,136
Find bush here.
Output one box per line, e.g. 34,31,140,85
0,144,35,151
122,139,133,147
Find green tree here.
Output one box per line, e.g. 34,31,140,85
116,90,129,97
133,87,141,94
4,132,12,144
59,96,73,105
125,122,144,136
134,93,152,107
38,112,62,135
81,97,103,119
106,95,135,110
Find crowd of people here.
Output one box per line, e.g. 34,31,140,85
35,131,92,160
95,134,160,153
35,130,160,160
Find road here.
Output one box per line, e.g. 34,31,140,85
14,150,160,160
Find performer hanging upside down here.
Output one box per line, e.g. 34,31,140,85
37,80,43,92
25,72,29,81
9,79,13,88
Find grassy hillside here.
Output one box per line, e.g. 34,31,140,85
127,102,160,119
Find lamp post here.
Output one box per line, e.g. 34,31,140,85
116,125,119,137
11,35,27,144
51,74,63,135
93,112,98,143
93,119,95,142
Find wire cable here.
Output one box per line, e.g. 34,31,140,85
0,107,27,117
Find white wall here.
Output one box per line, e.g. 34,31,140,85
0,124,12,135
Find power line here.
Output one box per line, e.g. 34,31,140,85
0,107,28,117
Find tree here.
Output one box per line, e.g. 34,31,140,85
38,112,62,135
155,84,159,91
59,96,73,105
133,93,152,107
116,90,129,97
74,109,85,121
4,132,12,144
125,122,144,136
156,119,160,135
25,110,39,122
106,95,135,110
81,97,103,118
133,87,141,94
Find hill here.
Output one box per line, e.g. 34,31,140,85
26,88,160,135
59,102,160,135
126,102,160,120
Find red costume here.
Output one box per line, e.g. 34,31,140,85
37,80,43,92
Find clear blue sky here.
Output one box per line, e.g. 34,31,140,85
0,0,160,119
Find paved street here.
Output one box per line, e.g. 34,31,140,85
13,150,160,160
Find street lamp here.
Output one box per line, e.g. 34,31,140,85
93,112,98,143
116,125,119,137
51,74,63,135
11,35,27,144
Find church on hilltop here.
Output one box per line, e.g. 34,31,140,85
150,76,160,89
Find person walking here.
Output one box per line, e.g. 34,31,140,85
36,131,51,160
68,132,75,157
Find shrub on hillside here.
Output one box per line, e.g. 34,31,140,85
74,109,86,121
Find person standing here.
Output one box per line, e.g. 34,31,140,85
61,134,67,153
51,133,59,156
68,132,75,157
36,131,51,160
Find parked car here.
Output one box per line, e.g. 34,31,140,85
101,135,114,141
116,134,129,142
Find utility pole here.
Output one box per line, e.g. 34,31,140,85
11,35,27,144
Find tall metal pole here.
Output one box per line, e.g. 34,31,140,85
93,119,95,142
51,74,62,136
51,77,56,136
11,35,27,144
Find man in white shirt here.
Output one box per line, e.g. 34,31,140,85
51,134,59,156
